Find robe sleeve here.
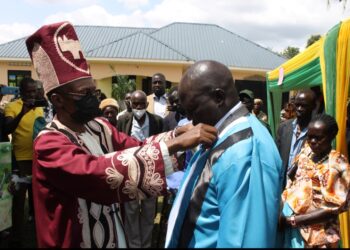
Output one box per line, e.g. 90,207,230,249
34,130,170,205
107,121,179,174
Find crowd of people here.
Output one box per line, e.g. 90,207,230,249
0,21,349,249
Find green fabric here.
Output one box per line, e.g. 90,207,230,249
268,58,322,92
267,58,322,137
323,23,340,117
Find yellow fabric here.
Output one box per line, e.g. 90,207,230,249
335,19,350,248
268,38,324,81
319,35,328,108
4,99,44,161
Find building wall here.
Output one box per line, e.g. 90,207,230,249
0,60,268,98
0,61,34,84
90,61,185,83
95,77,112,98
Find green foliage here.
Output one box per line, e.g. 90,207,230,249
280,46,300,59
111,75,135,100
306,35,321,48
111,75,136,110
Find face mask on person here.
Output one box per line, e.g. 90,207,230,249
71,92,102,123
132,109,146,119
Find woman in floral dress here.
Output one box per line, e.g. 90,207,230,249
279,114,350,248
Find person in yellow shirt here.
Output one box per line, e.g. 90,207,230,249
4,77,43,247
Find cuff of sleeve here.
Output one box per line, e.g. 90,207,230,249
160,141,174,177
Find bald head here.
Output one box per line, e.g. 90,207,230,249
131,90,148,109
181,60,236,94
179,60,239,126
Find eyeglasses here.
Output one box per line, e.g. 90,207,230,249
63,89,101,98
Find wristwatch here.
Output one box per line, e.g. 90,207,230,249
290,215,297,227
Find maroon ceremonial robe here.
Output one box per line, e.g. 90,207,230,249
32,117,176,248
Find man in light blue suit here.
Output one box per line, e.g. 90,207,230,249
165,60,283,248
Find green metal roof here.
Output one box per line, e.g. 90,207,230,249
0,22,285,69
86,31,189,61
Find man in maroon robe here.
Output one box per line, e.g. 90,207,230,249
25,21,217,248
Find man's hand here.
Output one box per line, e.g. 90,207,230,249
166,123,217,155
278,214,287,231
7,174,20,195
7,180,17,195
174,123,193,136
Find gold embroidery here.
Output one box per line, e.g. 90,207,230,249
106,143,164,199
54,22,90,74
105,166,124,189
31,43,60,94
138,144,164,197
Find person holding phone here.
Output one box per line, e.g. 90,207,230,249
4,77,44,247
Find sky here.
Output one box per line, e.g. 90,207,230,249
0,0,349,53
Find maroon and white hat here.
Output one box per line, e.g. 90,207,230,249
26,21,91,94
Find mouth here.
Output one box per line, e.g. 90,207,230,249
310,145,319,153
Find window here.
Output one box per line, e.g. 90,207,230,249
7,70,31,87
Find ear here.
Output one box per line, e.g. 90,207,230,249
50,93,65,108
212,88,225,106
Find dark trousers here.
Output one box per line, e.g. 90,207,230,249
9,160,33,247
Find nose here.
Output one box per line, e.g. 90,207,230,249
309,138,317,146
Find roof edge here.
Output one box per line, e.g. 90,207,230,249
87,57,194,65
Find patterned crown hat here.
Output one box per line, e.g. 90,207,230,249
25,21,91,95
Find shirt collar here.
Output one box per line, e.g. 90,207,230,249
132,113,149,129
153,94,167,100
292,118,308,132
215,102,244,129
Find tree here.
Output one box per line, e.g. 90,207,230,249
111,75,136,110
306,35,321,48
280,46,300,59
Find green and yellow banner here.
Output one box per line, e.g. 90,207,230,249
267,18,350,247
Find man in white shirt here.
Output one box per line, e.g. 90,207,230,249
147,73,168,118
117,90,164,248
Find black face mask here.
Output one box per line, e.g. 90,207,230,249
71,92,102,124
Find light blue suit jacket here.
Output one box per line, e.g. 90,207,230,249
166,111,283,248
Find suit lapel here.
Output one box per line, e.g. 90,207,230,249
125,114,133,135
282,120,294,170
